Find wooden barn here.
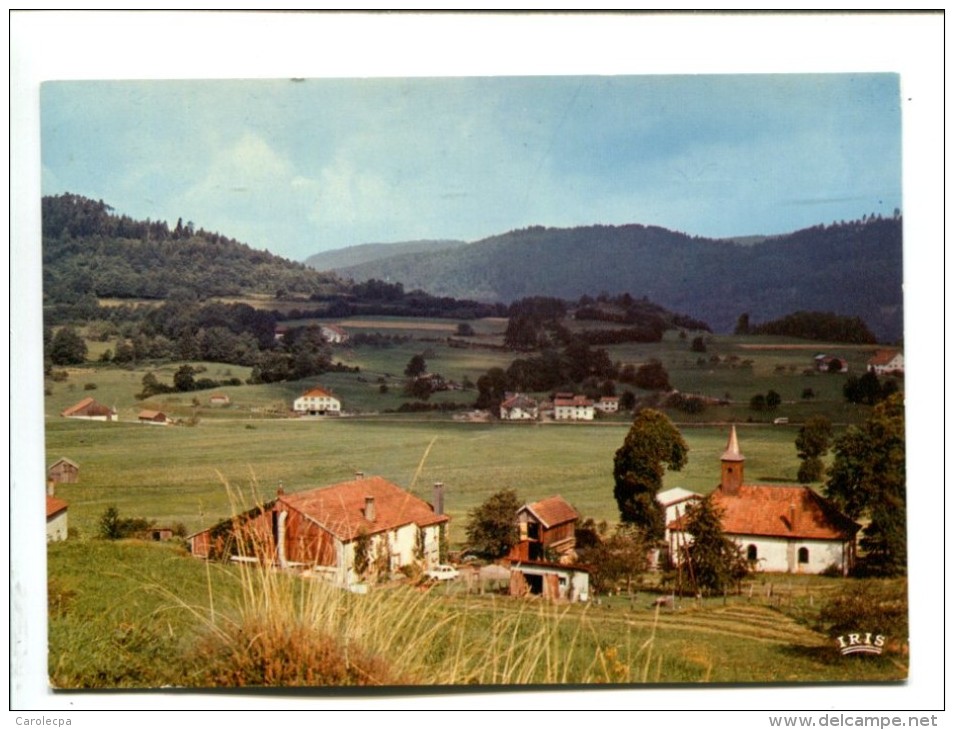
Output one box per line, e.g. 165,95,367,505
137,409,168,425
510,495,580,562
188,475,449,588
48,457,80,485
61,397,116,421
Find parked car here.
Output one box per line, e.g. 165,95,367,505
425,564,460,581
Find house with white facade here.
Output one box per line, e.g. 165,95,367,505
867,349,904,376
595,396,620,414
320,325,349,344
46,493,69,542
61,397,117,422
293,386,341,416
668,426,859,575
499,393,539,421
188,475,449,589
553,394,594,421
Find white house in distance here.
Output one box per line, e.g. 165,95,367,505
553,394,594,421
499,393,539,421
320,324,349,344
595,396,620,414
668,426,859,575
293,386,341,416
867,349,904,376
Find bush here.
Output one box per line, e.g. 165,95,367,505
83,382,97,390
817,580,908,651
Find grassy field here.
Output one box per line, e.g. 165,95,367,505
48,539,907,688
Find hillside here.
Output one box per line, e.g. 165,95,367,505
305,239,468,272
42,194,343,303
333,219,904,342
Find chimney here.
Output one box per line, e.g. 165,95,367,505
433,482,445,516
364,496,376,522
277,480,285,497
47,479,55,497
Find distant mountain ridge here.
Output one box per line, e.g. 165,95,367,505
325,219,903,342
305,239,468,271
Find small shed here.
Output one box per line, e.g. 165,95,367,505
138,410,168,425
48,457,80,485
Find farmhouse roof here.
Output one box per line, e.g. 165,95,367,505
138,410,165,419
501,393,537,410
868,349,901,366
322,324,347,335
670,484,858,541
46,495,69,518
300,386,336,399
521,495,580,529
554,395,592,407
279,475,448,542
60,397,114,417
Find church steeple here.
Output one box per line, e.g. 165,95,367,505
720,425,744,495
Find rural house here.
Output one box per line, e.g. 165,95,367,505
867,349,904,376
595,396,620,414
553,394,595,421
209,393,231,406
60,397,117,421
509,495,580,562
668,426,859,575
499,393,539,421
293,386,341,416
814,354,849,373
137,409,168,425
47,457,79,485
188,475,449,589
320,324,349,344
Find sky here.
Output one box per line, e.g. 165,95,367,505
40,73,902,262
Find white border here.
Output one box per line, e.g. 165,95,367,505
9,10,945,718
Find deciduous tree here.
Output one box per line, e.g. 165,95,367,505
465,489,521,559
681,496,748,595
795,415,833,483
612,409,688,540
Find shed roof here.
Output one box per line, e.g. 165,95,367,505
279,475,448,542
48,457,79,470
46,495,69,518
520,495,580,529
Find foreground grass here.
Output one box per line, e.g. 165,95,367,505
48,540,907,689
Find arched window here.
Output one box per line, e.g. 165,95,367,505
746,544,758,561
798,547,809,564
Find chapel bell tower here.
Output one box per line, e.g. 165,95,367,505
720,425,745,495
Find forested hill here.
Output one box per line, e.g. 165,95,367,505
42,194,341,303
304,239,467,271
330,218,903,342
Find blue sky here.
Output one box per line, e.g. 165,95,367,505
41,73,901,261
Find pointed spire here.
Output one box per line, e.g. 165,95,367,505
721,425,744,462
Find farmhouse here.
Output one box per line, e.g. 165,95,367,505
209,393,231,406
46,493,69,542
509,495,580,562
814,354,849,373
48,457,79,485
668,426,859,575
553,394,594,421
595,396,620,414
61,397,117,421
320,324,349,344
137,409,168,425
499,393,539,421
867,349,904,376
188,475,449,589
293,386,341,416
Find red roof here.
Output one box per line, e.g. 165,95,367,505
868,349,902,366
61,398,113,417
670,484,858,541
300,386,335,399
554,395,592,407
521,495,580,529
501,394,537,410
279,476,448,542
46,495,68,518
